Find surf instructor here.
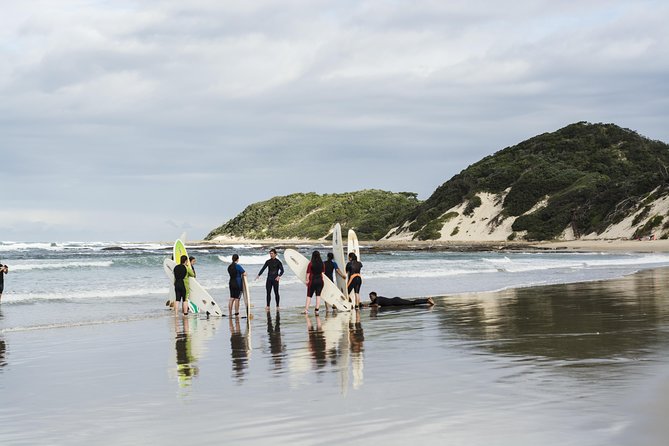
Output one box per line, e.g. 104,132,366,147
256,248,284,310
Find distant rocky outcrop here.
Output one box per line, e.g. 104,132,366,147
387,122,669,241
205,190,420,241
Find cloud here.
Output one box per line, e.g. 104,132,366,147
1,0,668,240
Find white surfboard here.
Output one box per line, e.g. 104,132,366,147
163,258,224,316
242,275,251,319
332,223,350,302
347,229,360,262
283,249,353,311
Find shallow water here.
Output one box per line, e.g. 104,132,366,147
1,268,669,445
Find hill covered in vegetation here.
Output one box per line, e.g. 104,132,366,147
205,189,420,241
394,122,669,241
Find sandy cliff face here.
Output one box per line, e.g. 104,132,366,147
386,189,669,242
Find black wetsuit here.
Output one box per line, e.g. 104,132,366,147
372,295,431,307
173,264,188,301
228,263,242,298
324,259,339,282
346,260,363,293
258,258,284,306
307,261,324,297
0,264,5,294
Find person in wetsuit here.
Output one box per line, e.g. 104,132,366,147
256,248,284,310
366,291,435,307
228,254,246,316
346,252,363,309
173,255,194,316
304,250,324,314
324,252,346,282
0,263,8,302
189,256,197,278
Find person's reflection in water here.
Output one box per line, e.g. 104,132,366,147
266,311,286,372
229,315,250,382
175,316,198,387
349,311,364,388
305,314,327,371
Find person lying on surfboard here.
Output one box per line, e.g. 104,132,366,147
364,292,435,307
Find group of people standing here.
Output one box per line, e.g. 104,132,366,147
172,247,433,316
302,250,363,314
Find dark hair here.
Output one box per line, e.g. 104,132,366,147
189,256,195,261
232,254,239,262
180,255,188,264
348,252,357,261
311,250,323,266
369,291,377,297
269,248,277,255
327,252,334,261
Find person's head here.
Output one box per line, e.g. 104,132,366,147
180,255,188,265
189,256,196,265
369,291,377,300
311,250,322,263
348,252,357,262
232,254,239,263
327,252,334,261
269,248,277,258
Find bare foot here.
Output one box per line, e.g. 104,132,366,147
427,297,435,306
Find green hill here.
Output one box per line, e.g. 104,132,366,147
401,122,669,240
205,189,420,241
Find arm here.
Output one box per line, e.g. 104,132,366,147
257,260,268,279
278,260,284,278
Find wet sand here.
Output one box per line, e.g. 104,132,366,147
2,268,669,445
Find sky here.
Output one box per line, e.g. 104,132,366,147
1,0,668,242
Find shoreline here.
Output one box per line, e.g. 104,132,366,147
191,236,669,253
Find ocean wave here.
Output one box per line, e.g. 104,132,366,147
10,261,114,271
218,255,271,265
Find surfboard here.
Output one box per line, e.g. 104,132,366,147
283,249,353,311
242,275,251,319
163,258,224,315
347,229,360,262
171,239,200,313
332,223,350,303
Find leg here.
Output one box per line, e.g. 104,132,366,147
234,298,241,315
273,280,280,307
315,295,321,313
304,296,311,313
266,279,272,309
228,298,234,316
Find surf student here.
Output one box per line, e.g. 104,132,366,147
228,254,246,316
189,256,196,278
0,263,8,302
366,292,435,307
324,252,346,282
256,248,284,310
173,255,194,316
346,252,363,309
304,250,325,314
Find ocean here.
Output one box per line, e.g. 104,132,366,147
2,241,669,445
1,241,669,330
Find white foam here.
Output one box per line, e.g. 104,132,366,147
11,261,114,271
218,255,270,265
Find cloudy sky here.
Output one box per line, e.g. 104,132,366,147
1,0,668,241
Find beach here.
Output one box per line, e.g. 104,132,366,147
2,241,669,444
1,240,669,444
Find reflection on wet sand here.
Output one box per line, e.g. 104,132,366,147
306,314,326,370
174,317,199,388
437,268,669,362
266,311,286,372
0,337,6,369
230,316,251,382
348,311,364,389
